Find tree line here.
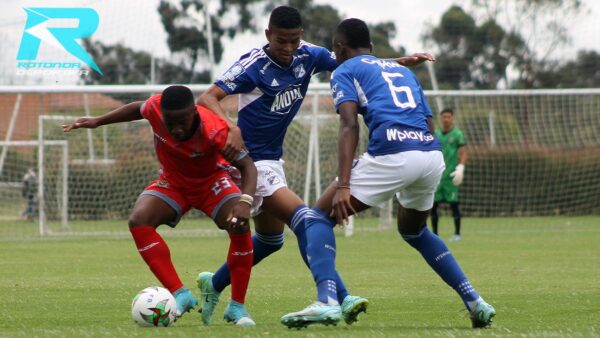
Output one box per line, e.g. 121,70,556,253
84,0,599,89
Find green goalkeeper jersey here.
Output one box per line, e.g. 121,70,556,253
435,127,465,180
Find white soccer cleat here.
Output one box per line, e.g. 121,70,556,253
281,302,341,329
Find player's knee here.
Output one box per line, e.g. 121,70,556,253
128,215,142,228
397,222,426,237
128,213,156,228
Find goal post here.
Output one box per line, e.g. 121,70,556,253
1,85,599,239
0,140,68,235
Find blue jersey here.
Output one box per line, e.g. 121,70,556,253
330,54,441,156
215,41,337,161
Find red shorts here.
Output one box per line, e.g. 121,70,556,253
141,169,240,226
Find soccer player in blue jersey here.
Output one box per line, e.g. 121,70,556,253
197,6,433,326
281,18,496,329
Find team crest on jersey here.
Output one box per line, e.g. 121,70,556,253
449,136,455,143
270,84,303,115
293,64,306,78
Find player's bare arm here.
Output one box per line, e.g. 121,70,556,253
392,52,435,67
227,154,257,229
332,101,360,225
62,101,144,132
198,85,244,161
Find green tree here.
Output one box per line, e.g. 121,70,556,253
425,6,477,88
470,0,584,88
425,5,533,89
83,40,208,100
536,50,600,88
158,0,263,82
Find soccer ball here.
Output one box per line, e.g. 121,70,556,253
131,286,177,327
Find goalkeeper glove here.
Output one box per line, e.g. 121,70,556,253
450,164,465,185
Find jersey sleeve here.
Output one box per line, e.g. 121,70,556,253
140,94,161,121
214,51,259,95
204,111,229,153
330,66,358,110
312,45,338,74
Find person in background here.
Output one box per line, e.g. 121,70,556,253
431,108,467,242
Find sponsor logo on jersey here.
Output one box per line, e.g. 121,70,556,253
270,85,303,114
361,57,401,69
190,151,204,158
271,78,279,87
294,64,306,78
386,129,434,142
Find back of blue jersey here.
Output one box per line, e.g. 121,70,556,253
330,54,441,155
215,41,337,161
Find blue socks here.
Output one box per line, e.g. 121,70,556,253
293,206,349,304
212,230,284,292
401,226,480,309
305,208,340,305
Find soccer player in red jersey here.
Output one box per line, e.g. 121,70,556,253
63,85,258,326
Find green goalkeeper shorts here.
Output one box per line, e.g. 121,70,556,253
434,179,459,203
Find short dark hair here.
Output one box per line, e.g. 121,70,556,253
269,6,302,29
336,18,370,49
440,108,454,115
160,85,194,111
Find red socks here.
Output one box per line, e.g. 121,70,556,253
227,231,254,304
130,226,183,293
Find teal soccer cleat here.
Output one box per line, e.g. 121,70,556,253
341,295,369,325
197,272,221,325
172,287,198,318
223,300,255,326
281,302,341,329
470,300,496,328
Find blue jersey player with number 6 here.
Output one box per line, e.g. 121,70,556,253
197,6,434,326
281,18,496,329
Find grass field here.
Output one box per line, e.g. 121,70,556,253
1,216,599,337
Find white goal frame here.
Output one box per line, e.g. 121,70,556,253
0,140,68,235
2,84,599,237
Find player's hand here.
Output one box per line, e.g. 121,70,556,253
227,202,251,230
223,126,245,162
330,186,356,226
397,53,436,67
62,117,99,132
450,164,465,185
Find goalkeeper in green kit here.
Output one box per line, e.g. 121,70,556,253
431,108,467,242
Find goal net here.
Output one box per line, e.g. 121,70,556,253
1,85,599,238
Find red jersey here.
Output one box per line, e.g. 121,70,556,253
141,94,229,187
